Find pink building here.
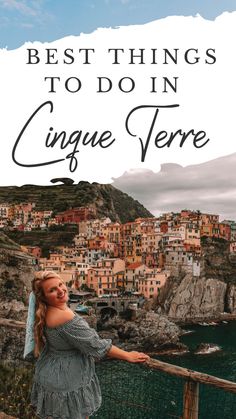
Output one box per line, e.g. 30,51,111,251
87,267,116,296
138,271,169,299
87,258,125,296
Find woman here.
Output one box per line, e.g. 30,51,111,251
28,271,150,419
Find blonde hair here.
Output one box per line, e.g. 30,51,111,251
32,270,61,357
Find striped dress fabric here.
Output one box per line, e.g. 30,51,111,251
31,314,112,419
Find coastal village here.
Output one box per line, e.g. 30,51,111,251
0,202,235,300
1,201,236,418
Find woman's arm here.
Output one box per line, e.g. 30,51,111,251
107,345,150,363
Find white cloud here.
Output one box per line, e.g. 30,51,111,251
0,0,53,28
20,22,34,28
0,0,38,16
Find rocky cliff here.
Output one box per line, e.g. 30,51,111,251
0,232,35,318
166,274,227,319
0,233,36,363
161,238,236,320
0,234,35,295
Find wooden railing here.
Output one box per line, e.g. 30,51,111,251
147,358,236,419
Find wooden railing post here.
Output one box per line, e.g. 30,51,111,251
183,380,199,419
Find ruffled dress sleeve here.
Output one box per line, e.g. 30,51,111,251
58,315,112,359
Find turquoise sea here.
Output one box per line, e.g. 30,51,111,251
94,321,236,419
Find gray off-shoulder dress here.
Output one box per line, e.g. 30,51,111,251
31,314,112,419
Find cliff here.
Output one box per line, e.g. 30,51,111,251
0,182,153,223
0,232,35,316
161,238,236,320
0,233,36,364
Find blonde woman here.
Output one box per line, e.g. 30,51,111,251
26,271,149,419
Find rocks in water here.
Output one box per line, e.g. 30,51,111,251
194,343,221,355
181,329,195,336
99,310,186,353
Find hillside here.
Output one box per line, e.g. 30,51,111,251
0,232,35,305
0,182,153,223
7,228,78,257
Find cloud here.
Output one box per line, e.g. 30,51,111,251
20,22,34,28
112,153,236,220
0,0,53,29
0,0,38,16
104,0,131,4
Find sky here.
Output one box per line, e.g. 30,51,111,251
1,0,236,219
0,0,236,49
112,153,236,221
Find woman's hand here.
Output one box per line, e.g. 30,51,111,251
107,345,150,363
125,351,150,363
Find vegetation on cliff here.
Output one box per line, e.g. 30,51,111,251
7,226,78,258
201,236,236,282
0,363,36,419
0,233,21,252
0,182,153,223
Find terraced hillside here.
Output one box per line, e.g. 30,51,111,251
0,181,152,223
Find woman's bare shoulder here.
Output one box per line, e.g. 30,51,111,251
45,307,75,328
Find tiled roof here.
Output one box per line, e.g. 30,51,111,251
127,262,143,269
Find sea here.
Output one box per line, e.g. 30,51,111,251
94,320,236,419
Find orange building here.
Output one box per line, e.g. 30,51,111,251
219,223,231,241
